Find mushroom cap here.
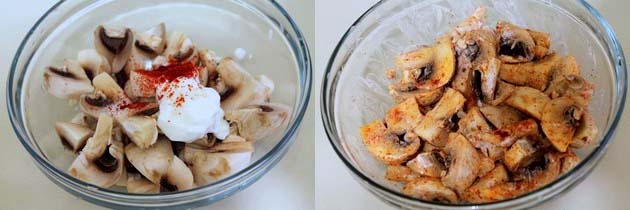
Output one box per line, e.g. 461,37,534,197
225,103,290,142
94,25,134,73
68,132,123,188
164,31,198,62
216,58,274,110
78,49,112,80
127,173,160,194
161,155,194,192
125,137,174,184
360,120,422,165
505,86,550,120
135,23,166,55
385,98,424,135
441,133,482,192
395,36,456,90
43,60,94,99
82,114,114,161
541,97,583,152
402,178,459,204
496,21,536,63
55,122,94,152
117,116,158,149
413,88,466,146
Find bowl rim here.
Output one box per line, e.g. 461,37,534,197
321,0,627,207
7,0,311,200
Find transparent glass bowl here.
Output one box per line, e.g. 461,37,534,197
7,0,311,208
321,0,626,209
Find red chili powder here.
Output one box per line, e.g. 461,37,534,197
134,61,200,95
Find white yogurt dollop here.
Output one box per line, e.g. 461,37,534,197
156,77,230,143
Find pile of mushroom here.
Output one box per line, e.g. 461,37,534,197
46,23,290,193
362,7,597,204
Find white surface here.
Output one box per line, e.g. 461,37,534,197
0,1,314,210
314,0,630,210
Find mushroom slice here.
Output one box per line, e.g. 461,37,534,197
474,58,501,103
217,58,274,110
496,119,539,147
225,103,290,142
68,139,124,188
78,49,112,80
505,86,550,120
127,173,160,194
452,29,500,105
462,164,509,203
406,152,446,178
117,116,158,149
402,178,459,204
385,165,421,182
82,114,114,160
487,80,516,106
125,137,174,184
395,36,455,90
478,155,495,177
479,105,525,128
135,23,166,55
199,49,219,87
94,25,134,73
55,122,94,152
164,31,198,62
572,111,598,148
413,88,466,146
442,133,481,192
545,74,594,107
80,73,158,118
184,145,253,186
541,97,583,152
466,132,505,160
160,156,194,192
527,29,552,59
457,107,492,136
503,139,539,172
389,87,444,106
385,98,424,135
499,53,560,91
44,60,94,99
560,150,580,174
496,21,541,63
360,120,421,165
92,72,126,101
70,112,98,130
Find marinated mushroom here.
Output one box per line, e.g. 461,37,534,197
80,73,158,118
394,36,456,90
389,87,444,107
216,57,275,110
360,120,421,165
572,111,598,148
94,25,134,73
479,105,525,128
545,74,594,107
560,150,580,174
406,152,446,178
44,59,94,99
117,116,158,149
505,86,550,120
495,119,539,147
499,53,560,90
55,122,94,152
442,133,481,192
385,98,424,135
496,21,549,63
125,137,174,184
224,103,290,142
503,139,539,172
462,164,509,203
541,97,583,152
413,88,466,146
402,178,459,204
385,165,421,182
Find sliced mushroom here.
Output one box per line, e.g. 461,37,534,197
442,133,481,192
164,31,197,62
92,72,127,101
82,114,114,160
487,80,516,106
190,134,217,148
80,73,158,118
127,173,159,194
77,49,112,80
117,116,158,149
478,155,495,177
402,178,459,204
389,87,444,106
43,59,94,99
496,21,548,63
406,152,446,178
394,36,455,90
475,58,501,103
560,149,580,174
224,103,290,141
135,23,166,55
505,86,550,120
55,122,94,152
496,119,539,147
545,74,593,107
70,112,98,130
385,165,420,182
503,139,539,172
572,111,598,148
217,58,275,110
183,144,253,186
499,53,560,90
160,155,194,192
94,25,134,73
125,137,174,184
413,88,466,146
541,97,583,152
385,98,424,135
462,164,509,203
198,49,219,87
457,107,492,136
360,120,421,165
479,105,525,128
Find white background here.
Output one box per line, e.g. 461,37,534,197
314,0,630,210
0,0,314,209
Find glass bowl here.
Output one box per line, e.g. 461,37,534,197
321,0,626,209
7,0,311,208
